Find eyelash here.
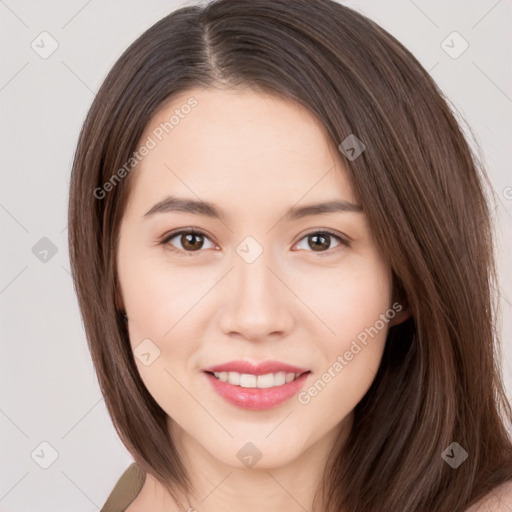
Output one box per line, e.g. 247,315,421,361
158,228,350,256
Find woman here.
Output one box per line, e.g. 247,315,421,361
68,0,512,510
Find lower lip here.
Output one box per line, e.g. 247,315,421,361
204,372,310,410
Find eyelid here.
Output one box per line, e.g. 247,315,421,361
292,228,350,255
159,228,217,254
159,227,350,255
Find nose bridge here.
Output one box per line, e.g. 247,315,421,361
234,241,280,308
219,239,292,338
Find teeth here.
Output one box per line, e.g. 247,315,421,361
274,371,286,386
285,372,295,383
228,371,240,385
240,374,257,388
212,371,300,388
256,373,275,388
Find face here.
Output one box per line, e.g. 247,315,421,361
116,86,401,471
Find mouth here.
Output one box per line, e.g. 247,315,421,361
204,370,308,388
202,360,311,410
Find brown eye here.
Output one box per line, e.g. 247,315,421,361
180,232,204,251
308,233,331,251
161,230,215,253
295,230,348,253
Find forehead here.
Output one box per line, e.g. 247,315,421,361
124,87,357,214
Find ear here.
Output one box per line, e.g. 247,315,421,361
389,275,411,327
388,303,411,327
115,286,125,311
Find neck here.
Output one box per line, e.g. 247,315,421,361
143,413,353,512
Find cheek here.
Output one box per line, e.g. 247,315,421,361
119,249,219,406
121,258,205,418
118,252,200,411
120,246,214,341
296,256,392,404
294,254,392,343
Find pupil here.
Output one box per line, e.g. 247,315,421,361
179,233,331,252
183,233,203,250
310,233,329,251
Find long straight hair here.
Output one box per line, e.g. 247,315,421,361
68,1,512,510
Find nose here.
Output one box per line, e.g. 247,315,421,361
217,250,295,341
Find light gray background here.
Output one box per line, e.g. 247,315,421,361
1,0,511,510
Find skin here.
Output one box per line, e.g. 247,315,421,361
116,86,408,511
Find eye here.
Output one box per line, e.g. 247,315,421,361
160,229,216,254
159,228,350,256
294,230,349,254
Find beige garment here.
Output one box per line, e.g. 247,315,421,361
101,462,146,512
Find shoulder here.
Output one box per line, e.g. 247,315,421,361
101,462,146,512
464,479,512,511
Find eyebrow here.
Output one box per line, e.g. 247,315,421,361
143,196,363,221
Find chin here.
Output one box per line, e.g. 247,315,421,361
204,435,307,471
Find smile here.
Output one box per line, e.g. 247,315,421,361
209,371,302,388
203,360,311,410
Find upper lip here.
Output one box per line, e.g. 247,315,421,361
203,360,310,376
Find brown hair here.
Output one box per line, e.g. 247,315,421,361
68,0,512,510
